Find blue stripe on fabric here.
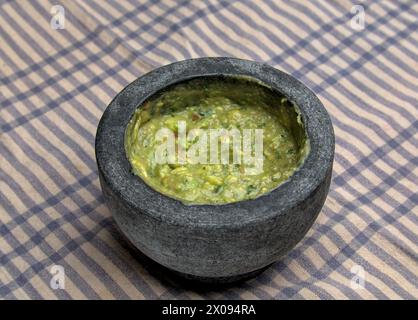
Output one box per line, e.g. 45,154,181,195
0,154,160,298
0,0,235,133
187,0,418,131
1,0,417,299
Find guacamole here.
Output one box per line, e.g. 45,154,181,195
125,77,308,205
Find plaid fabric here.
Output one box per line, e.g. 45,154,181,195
0,0,417,300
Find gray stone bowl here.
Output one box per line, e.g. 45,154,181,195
95,57,334,283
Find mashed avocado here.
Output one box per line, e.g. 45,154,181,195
125,77,308,205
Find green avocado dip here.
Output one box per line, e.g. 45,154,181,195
125,77,309,205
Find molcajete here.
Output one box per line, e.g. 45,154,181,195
95,57,334,283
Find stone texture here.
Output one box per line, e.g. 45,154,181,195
95,57,335,282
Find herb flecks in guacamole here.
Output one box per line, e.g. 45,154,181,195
125,77,308,205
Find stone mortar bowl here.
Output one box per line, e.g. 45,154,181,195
95,57,335,283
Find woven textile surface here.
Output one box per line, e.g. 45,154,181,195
0,0,417,299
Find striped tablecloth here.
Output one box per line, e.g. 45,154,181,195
1,0,417,299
